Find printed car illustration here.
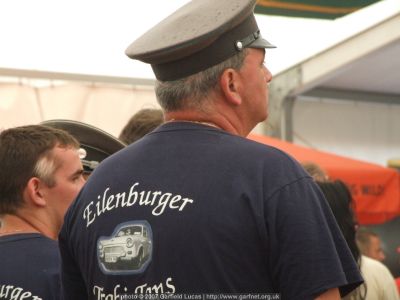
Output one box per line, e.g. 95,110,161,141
98,222,152,272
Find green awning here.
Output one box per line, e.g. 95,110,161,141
255,0,381,19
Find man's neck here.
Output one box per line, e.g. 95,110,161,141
0,212,56,240
164,110,249,137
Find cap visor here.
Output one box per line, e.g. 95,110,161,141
249,36,276,49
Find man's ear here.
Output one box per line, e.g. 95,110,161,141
219,68,242,106
25,177,47,207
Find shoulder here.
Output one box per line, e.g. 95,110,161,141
25,234,60,259
361,255,394,276
228,134,307,171
0,234,60,275
239,136,311,182
0,233,57,247
360,256,399,298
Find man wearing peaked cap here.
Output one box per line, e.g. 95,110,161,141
41,119,126,177
59,1,362,299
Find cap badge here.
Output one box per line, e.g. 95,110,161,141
78,148,87,159
235,41,244,51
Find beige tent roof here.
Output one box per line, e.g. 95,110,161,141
264,11,400,139
0,2,399,146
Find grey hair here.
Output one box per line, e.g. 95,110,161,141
155,50,248,112
33,150,61,188
0,125,79,215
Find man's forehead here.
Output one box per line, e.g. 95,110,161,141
370,235,381,243
53,144,79,154
244,48,265,62
249,47,265,56
50,145,80,166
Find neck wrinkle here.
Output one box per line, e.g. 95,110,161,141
2,210,58,240
164,111,247,137
0,214,40,236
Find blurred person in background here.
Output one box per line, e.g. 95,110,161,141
397,247,400,294
356,226,386,262
119,108,164,145
317,180,399,300
302,161,329,182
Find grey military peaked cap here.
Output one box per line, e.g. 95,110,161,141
125,0,275,81
41,119,126,173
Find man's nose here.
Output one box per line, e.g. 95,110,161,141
264,68,272,83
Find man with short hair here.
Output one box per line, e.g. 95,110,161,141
59,0,363,299
119,108,164,145
0,121,125,299
356,227,386,262
0,125,85,299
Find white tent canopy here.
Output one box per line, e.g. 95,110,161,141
0,0,399,166
265,9,400,166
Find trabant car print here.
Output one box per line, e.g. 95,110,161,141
98,221,152,272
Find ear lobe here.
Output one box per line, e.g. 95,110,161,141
220,68,242,106
26,177,47,207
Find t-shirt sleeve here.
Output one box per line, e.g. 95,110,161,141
264,177,363,299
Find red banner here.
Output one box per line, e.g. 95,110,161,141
248,134,400,225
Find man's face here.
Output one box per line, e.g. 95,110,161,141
42,146,85,230
367,235,386,262
237,48,272,126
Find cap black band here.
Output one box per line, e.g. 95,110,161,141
152,14,259,81
235,30,261,51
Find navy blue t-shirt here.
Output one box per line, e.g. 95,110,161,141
0,233,60,299
59,122,362,299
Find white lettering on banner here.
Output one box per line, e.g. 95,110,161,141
83,182,194,227
0,285,41,300
92,278,176,300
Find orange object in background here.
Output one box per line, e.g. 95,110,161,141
248,134,400,225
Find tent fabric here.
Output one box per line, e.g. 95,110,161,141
248,134,400,225
0,82,159,137
255,0,380,19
